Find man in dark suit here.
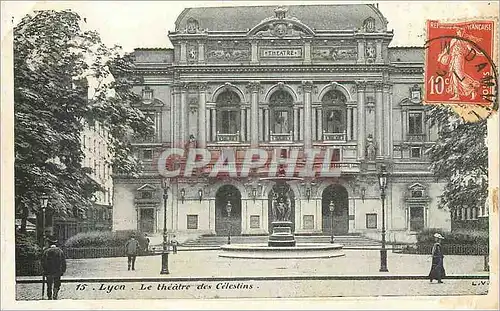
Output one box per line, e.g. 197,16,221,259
41,237,67,300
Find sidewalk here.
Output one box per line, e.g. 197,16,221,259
15,250,489,300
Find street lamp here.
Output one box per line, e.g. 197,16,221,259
226,201,232,245
39,193,49,248
329,201,335,244
160,180,170,274
378,164,389,272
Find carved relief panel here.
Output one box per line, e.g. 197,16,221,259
206,41,251,63
312,40,357,62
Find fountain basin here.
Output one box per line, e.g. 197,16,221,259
219,243,345,259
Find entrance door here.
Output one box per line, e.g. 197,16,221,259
215,185,242,235
140,208,154,233
322,185,349,235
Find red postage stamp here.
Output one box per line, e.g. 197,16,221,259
424,20,496,108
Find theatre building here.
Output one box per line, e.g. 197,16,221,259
113,4,453,243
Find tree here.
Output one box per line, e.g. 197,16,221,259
14,10,153,232
426,105,488,215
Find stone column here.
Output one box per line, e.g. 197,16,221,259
383,84,392,158
240,108,246,142
302,81,314,149
346,108,352,141
357,40,365,64
376,40,383,64
205,106,211,142
299,107,304,141
246,108,251,142
317,108,323,141
352,106,357,141
251,39,259,64
304,39,312,65
312,107,317,141
375,83,384,158
180,41,187,64
198,40,205,64
247,82,260,147
264,107,270,141
293,107,299,141
211,107,217,142
197,83,207,148
180,85,188,144
259,108,264,141
356,82,366,160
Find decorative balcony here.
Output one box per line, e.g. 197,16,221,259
270,131,293,142
216,131,240,143
322,131,347,142
406,133,426,142
130,133,160,144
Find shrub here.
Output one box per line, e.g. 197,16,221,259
15,232,42,276
64,230,148,249
416,228,489,245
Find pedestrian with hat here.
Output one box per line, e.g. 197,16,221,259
429,233,446,283
125,233,140,270
41,236,66,300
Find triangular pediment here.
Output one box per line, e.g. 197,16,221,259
137,184,156,191
408,183,425,190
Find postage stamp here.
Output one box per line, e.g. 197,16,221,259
1,1,499,310
424,19,498,122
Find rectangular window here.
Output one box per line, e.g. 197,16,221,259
409,206,424,231
187,215,198,229
410,147,421,158
219,110,239,134
329,148,341,164
408,112,423,135
250,215,260,229
273,109,290,134
366,213,377,229
142,149,153,160
303,215,314,229
141,191,153,199
324,108,344,133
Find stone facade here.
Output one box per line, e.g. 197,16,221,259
113,4,452,243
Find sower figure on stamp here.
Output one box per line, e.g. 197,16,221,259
41,236,66,300
429,233,446,283
125,233,140,271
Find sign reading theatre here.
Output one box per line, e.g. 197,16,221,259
260,48,303,58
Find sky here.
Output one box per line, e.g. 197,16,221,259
2,1,498,52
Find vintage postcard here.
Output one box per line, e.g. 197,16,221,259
1,1,499,309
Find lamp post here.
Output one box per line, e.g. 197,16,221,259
329,201,335,244
160,180,170,274
226,201,232,245
39,193,49,248
378,164,389,272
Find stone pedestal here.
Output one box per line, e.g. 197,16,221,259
268,221,296,247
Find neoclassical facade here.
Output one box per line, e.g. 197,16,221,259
113,4,454,243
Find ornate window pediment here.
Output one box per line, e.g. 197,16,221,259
248,6,315,38
406,183,430,201
135,184,159,204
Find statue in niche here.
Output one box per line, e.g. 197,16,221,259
271,186,293,222
366,134,376,161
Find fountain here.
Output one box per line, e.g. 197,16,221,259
219,166,345,259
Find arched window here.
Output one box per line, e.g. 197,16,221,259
216,90,241,139
322,90,347,140
269,90,294,141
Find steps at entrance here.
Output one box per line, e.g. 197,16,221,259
182,235,381,248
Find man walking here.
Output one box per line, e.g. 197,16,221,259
41,236,66,300
429,233,446,283
125,234,140,270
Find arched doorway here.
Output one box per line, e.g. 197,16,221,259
322,185,349,235
215,185,242,235
268,182,295,233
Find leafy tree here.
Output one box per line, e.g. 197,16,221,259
14,10,153,232
426,105,488,214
